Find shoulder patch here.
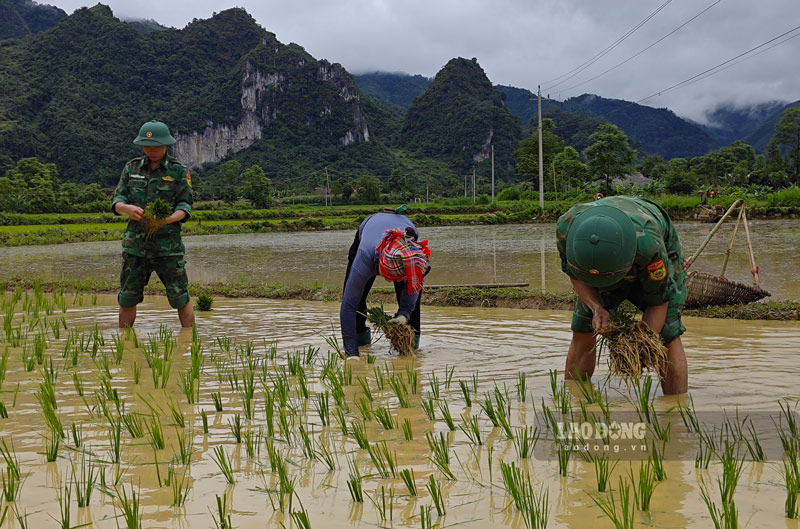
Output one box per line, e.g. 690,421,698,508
647,259,667,281
186,173,192,188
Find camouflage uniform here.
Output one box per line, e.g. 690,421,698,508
111,155,193,309
556,196,687,344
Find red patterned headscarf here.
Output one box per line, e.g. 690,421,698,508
376,228,431,294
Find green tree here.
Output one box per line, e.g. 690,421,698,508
584,124,635,193
356,174,381,203
553,146,588,188
514,118,563,190
217,160,242,204
4,157,58,212
639,154,668,180
240,165,271,208
773,107,800,183
664,158,698,194
341,182,354,202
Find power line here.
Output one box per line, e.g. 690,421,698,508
637,24,800,104
542,0,673,91
559,0,722,95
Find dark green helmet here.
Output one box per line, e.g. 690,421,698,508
565,205,636,288
133,120,176,146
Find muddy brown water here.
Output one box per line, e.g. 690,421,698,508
0,219,795,299
0,295,798,528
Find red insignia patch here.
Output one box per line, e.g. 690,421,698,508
647,259,667,281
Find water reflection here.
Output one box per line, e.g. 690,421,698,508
1,220,796,299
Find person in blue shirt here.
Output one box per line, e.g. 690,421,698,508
340,212,431,357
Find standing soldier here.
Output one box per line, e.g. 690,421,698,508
111,120,195,328
340,210,430,358
556,196,688,394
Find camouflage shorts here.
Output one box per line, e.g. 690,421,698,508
118,253,190,309
571,271,687,344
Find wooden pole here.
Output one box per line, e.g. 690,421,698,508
552,160,557,202
537,85,544,209
685,199,744,268
741,207,760,285
720,205,745,278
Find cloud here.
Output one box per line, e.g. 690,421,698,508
50,0,800,120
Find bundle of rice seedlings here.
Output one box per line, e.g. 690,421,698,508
364,305,415,356
596,309,668,382
142,198,172,238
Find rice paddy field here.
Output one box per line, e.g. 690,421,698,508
0,289,799,528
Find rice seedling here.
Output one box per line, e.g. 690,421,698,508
14,507,27,529
591,452,618,492
314,391,330,427
211,446,235,484
372,365,386,391
365,305,415,355
314,437,337,472
72,456,97,508
718,441,744,506
54,479,72,529
367,440,397,478
389,375,410,408
175,430,194,465
228,414,243,443
514,426,539,458
629,460,658,512
211,392,223,412
0,347,7,390
107,418,122,464
438,400,456,431
264,389,275,437
480,393,500,427
351,420,369,449
426,432,455,480
402,418,414,441
1,466,21,503
420,505,434,529
459,414,483,446
426,474,446,516
36,390,64,438
288,500,312,529
180,371,197,405
784,457,799,518
650,440,666,481
494,397,515,440
167,399,186,429
356,397,373,422
596,311,668,383
346,458,364,502
334,407,349,435
296,367,310,400
298,424,314,459
170,467,191,507
499,460,550,529
696,427,716,469
120,412,145,439
366,485,395,524
374,406,396,430
146,415,165,451
590,477,635,529
44,432,60,462
676,395,701,433
400,468,418,496
357,376,373,402
21,348,35,372
459,380,472,407
210,493,233,529
421,395,436,421
71,423,82,448
201,410,209,434
556,440,573,477
428,371,441,399
743,419,765,462
516,371,527,402
700,482,738,529
132,361,141,385
0,402,6,420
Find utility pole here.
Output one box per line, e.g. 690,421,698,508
552,160,557,202
325,166,330,207
464,173,467,197
491,144,495,202
472,168,476,203
426,179,429,205
537,85,544,209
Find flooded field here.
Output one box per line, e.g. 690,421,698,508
0,219,797,299
1,292,799,528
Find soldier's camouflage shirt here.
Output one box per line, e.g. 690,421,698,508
556,196,686,307
111,155,193,257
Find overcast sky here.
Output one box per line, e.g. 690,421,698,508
50,0,800,122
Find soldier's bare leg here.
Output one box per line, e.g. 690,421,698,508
177,302,195,328
119,306,137,328
564,332,597,381
661,336,687,395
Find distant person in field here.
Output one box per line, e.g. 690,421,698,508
340,209,430,358
111,120,195,328
556,196,688,394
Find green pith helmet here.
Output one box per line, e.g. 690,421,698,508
133,120,176,146
566,205,637,287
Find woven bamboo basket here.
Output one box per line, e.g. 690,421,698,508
685,271,771,309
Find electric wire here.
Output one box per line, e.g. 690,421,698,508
542,0,673,91
559,0,722,95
